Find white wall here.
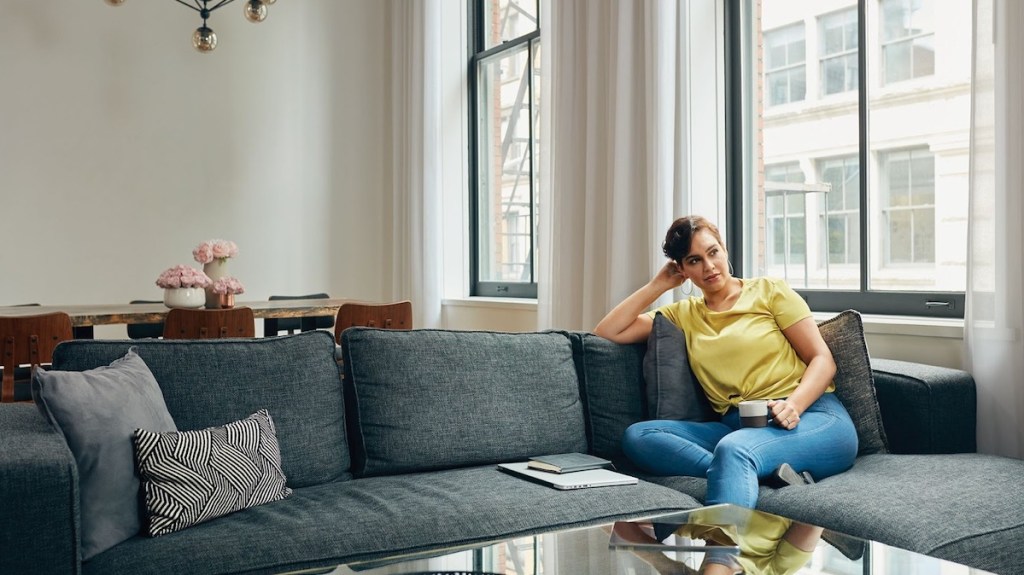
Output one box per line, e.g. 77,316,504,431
0,0,390,337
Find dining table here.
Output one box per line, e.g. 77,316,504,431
0,298,359,338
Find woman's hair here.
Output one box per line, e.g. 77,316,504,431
662,216,726,263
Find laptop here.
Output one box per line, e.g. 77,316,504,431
498,461,638,490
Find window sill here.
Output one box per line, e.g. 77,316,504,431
812,311,963,339
442,298,964,339
442,297,538,310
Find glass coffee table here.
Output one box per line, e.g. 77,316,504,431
285,504,994,575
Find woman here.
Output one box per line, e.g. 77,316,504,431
594,215,857,509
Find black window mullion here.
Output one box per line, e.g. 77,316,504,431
725,0,744,274
527,38,536,284
858,0,869,293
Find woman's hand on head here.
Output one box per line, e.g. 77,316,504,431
594,260,682,344
653,260,686,291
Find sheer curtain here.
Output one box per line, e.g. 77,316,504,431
538,0,723,331
391,0,444,329
965,0,1024,459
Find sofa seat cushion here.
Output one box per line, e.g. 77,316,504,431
341,329,588,476
51,331,349,487
756,453,1024,574
81,465,700,575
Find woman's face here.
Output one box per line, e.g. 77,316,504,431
679,230,731,293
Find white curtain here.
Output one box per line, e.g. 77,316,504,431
391,0,444,329
537,0,720,331
965,0,1024,459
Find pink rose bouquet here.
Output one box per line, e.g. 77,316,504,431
193,239,239,264
156,265,212,289
211,276,246,295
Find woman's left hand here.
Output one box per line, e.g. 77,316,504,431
769,399,800,430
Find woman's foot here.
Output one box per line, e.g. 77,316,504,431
765,462,813,488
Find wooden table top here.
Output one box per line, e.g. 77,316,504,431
0,298,359,327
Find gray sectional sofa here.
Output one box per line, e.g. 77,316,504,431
1,326,1022,575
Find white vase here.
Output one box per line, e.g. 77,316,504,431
203,259,229,309
163,287,206,309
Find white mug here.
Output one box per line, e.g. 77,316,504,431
738,399,769,428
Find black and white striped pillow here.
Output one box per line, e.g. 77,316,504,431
132,409,291,537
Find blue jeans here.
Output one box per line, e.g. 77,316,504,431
622,393,858,509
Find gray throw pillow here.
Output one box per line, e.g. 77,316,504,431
643,312,717,421
133,409,291,537
32,348,177,560
817,310,889,455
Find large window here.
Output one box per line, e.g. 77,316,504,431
470,0,540,298
732,0,971,317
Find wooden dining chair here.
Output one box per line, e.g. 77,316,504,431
333,301,413,344
0,312,74,402
162,307,256,340
264,293,335,336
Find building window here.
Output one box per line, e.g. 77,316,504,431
765,24,806,107
470,0,540,298
880,0,935,85
765,163,807,268
818,156,860,266
881,148,935,265
819,8,858,96
731,0,971,317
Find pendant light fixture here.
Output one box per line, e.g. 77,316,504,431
104,0,277,53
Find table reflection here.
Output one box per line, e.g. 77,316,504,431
609,505,861,575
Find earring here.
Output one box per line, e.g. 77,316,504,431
728,260,735,276
680,279,694,296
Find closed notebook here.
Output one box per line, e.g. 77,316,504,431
527,452,611,474
498,462,637,490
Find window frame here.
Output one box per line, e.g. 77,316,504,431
725,0,964,318
468,0,541,299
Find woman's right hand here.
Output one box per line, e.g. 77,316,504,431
594,261,683,344
653,260,686,292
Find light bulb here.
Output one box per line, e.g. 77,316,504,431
193,26,217,52
243,0,267,23
104,0,126,5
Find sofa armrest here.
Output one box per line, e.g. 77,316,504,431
0,404,80,575
870,358,976,455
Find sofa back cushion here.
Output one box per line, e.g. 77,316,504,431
573,333,647,460
51,330,350,487
341,328,587,477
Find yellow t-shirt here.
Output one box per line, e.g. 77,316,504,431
650,277,833,414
